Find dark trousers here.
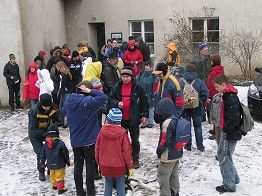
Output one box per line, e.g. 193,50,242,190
29,136,46,173
73,145,96,196
8,85,21,108
121,120,140,160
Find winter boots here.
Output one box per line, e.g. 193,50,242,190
133,160,140,169
58,187,68,194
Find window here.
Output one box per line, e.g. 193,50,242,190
129,20,154,54
191,17,219,53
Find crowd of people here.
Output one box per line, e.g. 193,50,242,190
2,37,244,196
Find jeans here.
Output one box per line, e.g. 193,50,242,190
8,85,21,108
104,176,125,196
29,136,46,173
73,145,96,196
184,116,204,148
148,107,155,125
59,93,69,125
30,100,38,108
121,120,140,160
217,133,239,192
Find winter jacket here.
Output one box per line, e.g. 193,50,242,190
57,73,75,99
136,70,158,107
68,59,83,88
83,61,102,81
210,93,222,128
101,60,120,95
138,41,151,64
104,48,124,59
192,54,211,82
23,62,40,100
180,72,209,117
220,85,242,141
28,103,59,138
100,45,111,57
3,62,21,87
156,98,183,162
35,69,54,95
34,56,46,70
123,44,143,77
166,42,181,66
156,72,184,115
95,124,133,177
207,65,224,99
108,79,149,126
40,137,69,170
62,90,108,148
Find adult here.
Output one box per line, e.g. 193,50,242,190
62,43,71,62
180,64,209,151
3,54,22,111
137,36,151,64
100,52,120,95
34,50,47,70
62,80,107,196
100,39,112,58
28,93,59,181
108,67,149,168
192,42,211,82
46,46,68,72
68,51,83,90
123,40,143,77
153,63,184,115
104,40,124,59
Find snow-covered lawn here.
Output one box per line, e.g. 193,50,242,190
0,86,261,196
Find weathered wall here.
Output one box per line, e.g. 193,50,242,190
0,0,24,106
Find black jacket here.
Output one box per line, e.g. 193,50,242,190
40,137,69,170
138,41,151,63
108,79,149,126
3,62,21,87
57,73,75,99
68,59,82,88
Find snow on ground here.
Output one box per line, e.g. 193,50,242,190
0,86,262,196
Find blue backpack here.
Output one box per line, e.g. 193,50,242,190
172,115,191,150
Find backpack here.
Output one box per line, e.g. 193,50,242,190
181,78,199,109
172,115,191,150
240,103,254,136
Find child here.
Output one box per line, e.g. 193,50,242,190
213,74,242,193
40,124,70,194
95,108,133,196
154,98,185,196
136,62,158,128
35,68,54,96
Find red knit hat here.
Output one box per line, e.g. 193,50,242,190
38,50,47,59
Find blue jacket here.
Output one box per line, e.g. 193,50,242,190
40,137,69,170
104,48,124,59
180,72,208,117
62,90,108,148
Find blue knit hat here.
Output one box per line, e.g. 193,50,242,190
198,43,208,51
47,124,59,136
107,108,122,124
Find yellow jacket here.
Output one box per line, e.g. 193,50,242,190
166,42,181,65
83,61,102,81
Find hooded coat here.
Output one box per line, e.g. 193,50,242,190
207,65,224,99
62,89,108,148
166,42,181,66
83,61,102,81
95,124,133,177
23,62,40,100
35,69,54,95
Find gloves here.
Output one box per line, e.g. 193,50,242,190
67,160,70,166
128,168,134,178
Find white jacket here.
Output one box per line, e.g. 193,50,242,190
35,69,54,95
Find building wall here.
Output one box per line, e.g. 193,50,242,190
0,0,24,106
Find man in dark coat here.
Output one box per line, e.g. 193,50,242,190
68,51,83,90
108,66,149,169
137,36,151,64
3,54,22,111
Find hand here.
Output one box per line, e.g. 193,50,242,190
130,61,135,65
118,102,123,108
67,160,70,166
207,98,211,104
128,168,134,178
78,85,91,94
11,76,14,80
141,117,147,125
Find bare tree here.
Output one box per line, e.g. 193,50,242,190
221,30,262,80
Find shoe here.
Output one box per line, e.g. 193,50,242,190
62,124,68,128
10,106,15,111
147,124,154,128
208,134,216,140
133,160,140,169
39,172,45,181
94,173,102,180
185,146,191,151
52,186,57,190
140,124,147,128
197,146,205,152
209,129,215,134
58,187,68,194
216,185,232,193
171,189,179,196
16,104,23,109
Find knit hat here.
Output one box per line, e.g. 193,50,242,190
198,43,208,51
89,78,102,89
40,93,53,107
153,63,168,76
107,108,122,124
38,50,47,59
109,51,119,59
72,51,79,58
9,54,15,60
211,54,221,66
121,67,133,77
47,124,59,136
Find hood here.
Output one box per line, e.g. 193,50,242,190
182,72,198,82
45,137,59,149
167,42,177,53
156,98,176,121
64,93,87,110
28,62,38,74
38,69,51,81
223,84,238,94
128,40,136,48
100,124,125,139
210,65,224,75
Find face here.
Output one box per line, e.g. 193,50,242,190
30,67,36,72
109,57,119,65
200,47,208,56
121,75,132,84
73,56,80,61
36,60,41,66
214,83,227,93
10,59,16,64
112,42,118,48
144,64,152,71
155,71,164,79
130,46,135,50
42,106,51,111
107,41,112,47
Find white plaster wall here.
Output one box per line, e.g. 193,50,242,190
0,0,24,106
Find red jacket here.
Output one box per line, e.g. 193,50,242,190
95,124,133,177
123,42,143,76
23,62,40,100
207,65,224,99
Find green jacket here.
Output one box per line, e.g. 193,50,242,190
192,54,211,82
